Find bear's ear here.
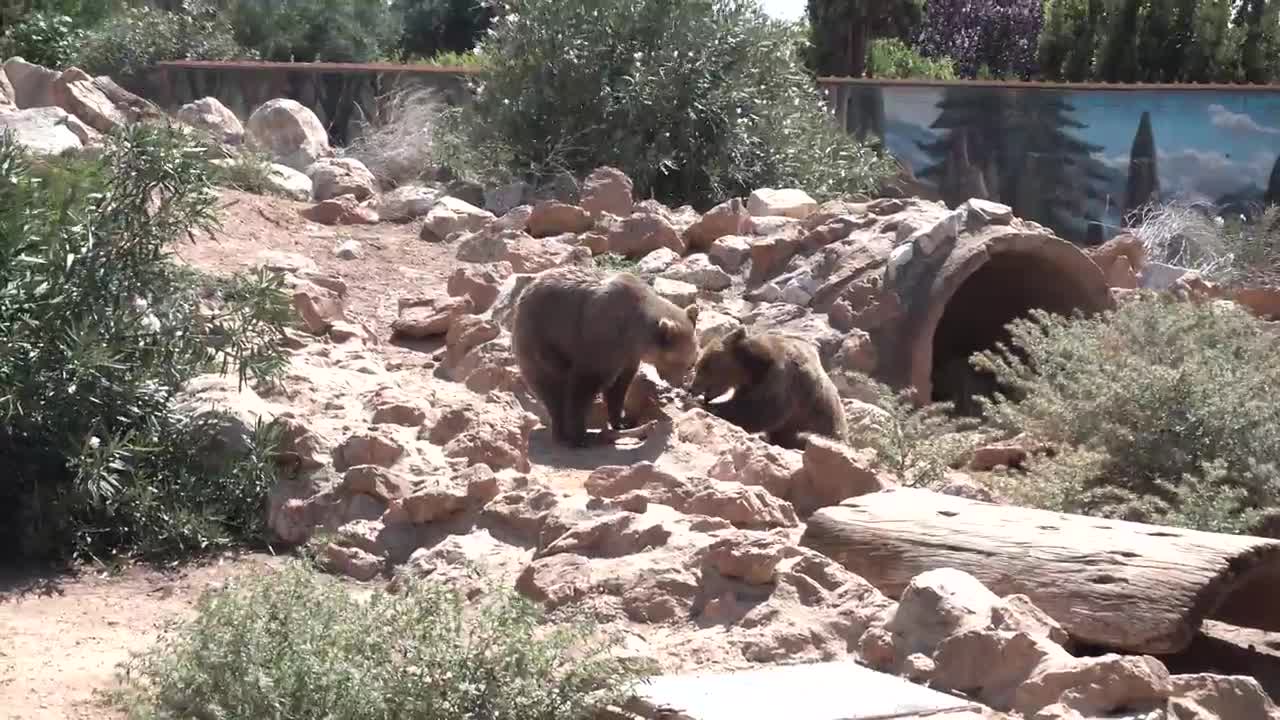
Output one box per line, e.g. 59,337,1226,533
657,317,679,346
685,304,700,325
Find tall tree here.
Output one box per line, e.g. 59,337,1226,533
915,0,1044,79
1124,111,1159,225
1266,155,1280,207
806,0,923,77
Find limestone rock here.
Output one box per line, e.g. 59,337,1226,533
0,107,87,156
424,393,539,472
307,157,378,201
2,58,58,108
50,67,126,133
747,188,818,219
1168,673,1280,720
581,166,634,218
333,430,406,472
526,201,593,237
660,254,732,291
422,196,495,242
320,542,383,581
289,278,346,334
379,184,439,222
652,277,697,306
447,263,511,313
504,234,592,273
709,234,752,273
391,295,474,339
300,194,379,225
636,247,680,275
793,435,892,514
609,212,685,257
264,163,314,201
177,96,244,145
0,68,14,111
246,98,333,171
685,197,751,251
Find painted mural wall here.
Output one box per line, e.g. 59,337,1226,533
825,82,1280,245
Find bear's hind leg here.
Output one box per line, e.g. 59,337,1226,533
562,371,607,447
604,364,639,431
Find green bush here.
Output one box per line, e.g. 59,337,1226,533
973,295,1280,533
226,0,403,63
114,562,652,720
75,2,249,83
0,11,87,69
849,375,980,488
867,38,958,79
439,0,895,209
0,125,291,563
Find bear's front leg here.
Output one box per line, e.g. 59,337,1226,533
604,364,639,431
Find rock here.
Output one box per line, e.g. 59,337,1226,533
751,215,803,236
333,430,405,472
504,234,592,273
50,67,125,133
1013,654,1171,717
90,76,163,123
424,393,539,472
685,197,751,251
422,196,495,242
264,163,314,201
905,209,963,256
487,274,536,330
709,234,752,273
1088,232,1147,278
443,315,501,371
494,204,533,232
888,568,1006,654
484,180,531,216
400,465,497,524
635,247,680,275
455,228,513,262
581,166,634,218
341,465,412,501
661,254,732,291
175,374,279,462
1102,254,1139,290
307,157,378,201
747,228,803,285
320,542,383,581
290,279,346,333
793,436,892,513
1232,286,1280,321
703,532,788,584
609,211,685,258
369,390,430,427
334,239,362,260
1168,674,1280,720
703,425,804,498
245,98,333,171
379,184,440,222
0,107,88,156
695,309,741,347
652,277,697,306
391,295,474,339
748,188,818,219
300,195,379,225
270,414,328,471
683,481,799,530
447,263,511,313
960,198,1014,226
534,171,580,205
2,58,58,108
177,97,245,145
526,201,593,237
577,231,610,255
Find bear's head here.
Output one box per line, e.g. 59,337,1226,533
648,303,700,387
688,325,755,401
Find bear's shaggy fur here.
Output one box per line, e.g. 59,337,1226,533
688,327,847,449
512,265,700,447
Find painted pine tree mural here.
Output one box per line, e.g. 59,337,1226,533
1124,111,1160,225
916,88,1110,241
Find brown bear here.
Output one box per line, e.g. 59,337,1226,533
512,265,700,447
688,327,847,449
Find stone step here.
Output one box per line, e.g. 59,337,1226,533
630,660,987,720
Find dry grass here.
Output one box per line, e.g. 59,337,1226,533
345,85,445,188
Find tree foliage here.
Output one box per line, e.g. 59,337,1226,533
915,0,1044,78
224,0,402,63
394,0,496,60
806,0,924,77
440,0,895,209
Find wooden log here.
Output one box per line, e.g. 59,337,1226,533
800,487,1280,655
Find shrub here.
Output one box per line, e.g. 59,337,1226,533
850,376,980,488
1131,201,1280,286
226,0,403,63
0,125,291,562
209,149,284,197
440,0,895,209
394,0,496,60
75,2,249,83
345,87,444,188
973,295,1280,533
0,11,87,69
916,0,1044,79
114,562,653,720
868,37,958,79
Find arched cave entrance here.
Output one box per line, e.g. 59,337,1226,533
924,247,1111,415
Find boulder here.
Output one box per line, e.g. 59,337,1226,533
391,295,475,339
246,98,333,171
378,184,439,222
50,67,127,133
0,67,14,111
2,57,58,109
300,194,379,225
526,201,593,237
709,234,752,273
660,253,733,291
636,247,681,275
503,234,593,274
747,188,818,219
0,107,88,156
307,157,378,201
609,211,685,257
421,196,495,242
264,163,314,201
447,263,511,313
685,197,751,251
581,166,634,218
332,429,406,472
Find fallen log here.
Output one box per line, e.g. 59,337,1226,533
800,487,1280,655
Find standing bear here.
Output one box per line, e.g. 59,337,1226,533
688,326,847,449
512,265,700,447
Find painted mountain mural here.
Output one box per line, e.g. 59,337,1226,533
833,84,1280,244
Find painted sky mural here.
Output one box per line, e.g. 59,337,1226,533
836,84,1280,243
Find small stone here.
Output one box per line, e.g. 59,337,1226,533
747,188,818,219
334,239,362,259
636,247,681,275
652,277,698,306
307,157,378,201
961,198,1014,226
422,196,495,242
709,234,752,273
